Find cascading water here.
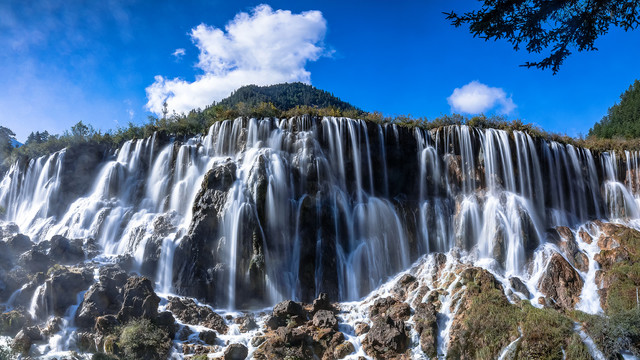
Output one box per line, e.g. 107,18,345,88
2,117,640,312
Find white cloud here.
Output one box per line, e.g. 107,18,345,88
172,48,186,59
146,4,327,116
447,81,516,115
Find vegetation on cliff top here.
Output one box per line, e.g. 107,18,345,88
589,80,640,139
2,82,640,176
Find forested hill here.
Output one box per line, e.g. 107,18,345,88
589,79,640,139
217,82,361,112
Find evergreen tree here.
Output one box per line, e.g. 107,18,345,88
589,80,640,138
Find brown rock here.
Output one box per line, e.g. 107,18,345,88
413,302,437,358
556,226,573,241
509,277,531,298
363,315,408,359
598,235,620,250
355,322,370,336
313,310,338,330
537,253,584,309
334,341,355,359
166,297,228,334
224,343,248,360
578,229,593,244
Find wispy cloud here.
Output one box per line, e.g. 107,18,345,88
145,4,328,116
447,81,516,115
172,48,185,60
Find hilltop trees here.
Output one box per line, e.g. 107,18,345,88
589,80,640,138
446,1,640,73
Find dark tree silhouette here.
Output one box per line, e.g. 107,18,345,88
445,0,640,73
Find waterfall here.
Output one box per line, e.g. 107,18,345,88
3,117,640,309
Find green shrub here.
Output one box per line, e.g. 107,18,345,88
117,318,171,360
518,304,573,359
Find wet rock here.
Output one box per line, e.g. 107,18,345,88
363,315,408,359
117,276,160,323
413,302,437,357
355,322,370,336
578,229,593,244
273,300,306,319
75,277,124,329
537,253,584,309
555,226,573,241
554,228,590,273
509,276,531,298
234,314,257,332
265,315,282,330
7,234,33,254
392,273,418,300
224,343,248,360
48,266,93,315
42,316,62,336
0,242,12,271
199,330,217,345
312,310,338,330
334,341,355,359
49,235,85,265
18,249,51,274
166,296,228,334
573,251,589,273
154,311,177,339
12,326,42,354
312,292,333,313
369,297,410,321
173,160,238,305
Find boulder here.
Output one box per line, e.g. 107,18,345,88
224,343,249,360
18,249,51,274
334,341,355,359
155,311,177,339
47,266,93,316
355,322,370,336
509,276,531,298
537,253,584,309
312,310,338,330
312,292,333,313
234,314,257,332
117,276,160,323
12,326,42,354
49,235,85,264
166,297,228,334
7,234,33,254
363,315,408,359
199,330,217,345
273,300,306,319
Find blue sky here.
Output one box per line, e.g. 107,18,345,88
1,0,639,142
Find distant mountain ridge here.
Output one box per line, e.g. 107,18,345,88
217,82,361,112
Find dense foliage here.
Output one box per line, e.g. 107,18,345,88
589,80,640,139
446,1,640,73
218,82,361,113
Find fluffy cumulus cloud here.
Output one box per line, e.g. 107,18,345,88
447,81,516,115
146,4,327,116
